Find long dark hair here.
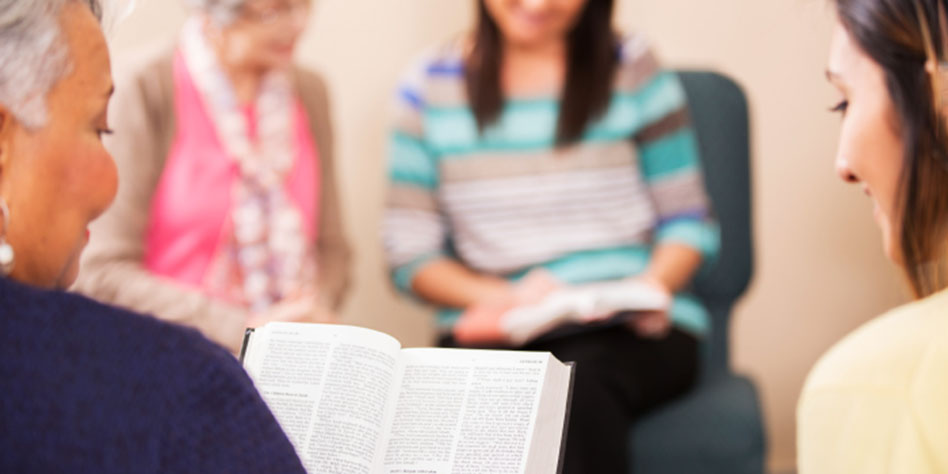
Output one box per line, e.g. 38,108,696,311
465,0,618,145
835,0,948,298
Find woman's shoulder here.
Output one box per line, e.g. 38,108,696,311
291,64,329,96
411,36,468,73
798,290,948,470
802,289,948,399
0,277,301,471
614,33,666,93
0,276,239,382
396,36,468,98
617,32,656,64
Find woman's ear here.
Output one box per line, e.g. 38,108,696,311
0,106,11,169
927,60,948,119
919,0,948,123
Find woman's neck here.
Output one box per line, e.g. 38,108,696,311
501,39,568,97
203,22,265,105
223,63,264,105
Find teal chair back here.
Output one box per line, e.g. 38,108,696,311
681,70,754,377
629,71,765,474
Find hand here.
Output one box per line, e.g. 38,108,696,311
625,275,673,339
453,270,562,346
452,298,515,346
631,310,672,339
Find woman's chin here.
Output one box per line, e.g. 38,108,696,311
881,230,901,265
263,51,295,70
873,206,899,263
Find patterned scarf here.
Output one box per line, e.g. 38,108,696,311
181,17,314,313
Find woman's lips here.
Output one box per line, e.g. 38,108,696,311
514,10,552,28
272,44,295,56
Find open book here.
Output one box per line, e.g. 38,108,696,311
502,279,671,345
455,277,671,347
241,322,574,474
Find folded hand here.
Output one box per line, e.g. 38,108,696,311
453,270,561,346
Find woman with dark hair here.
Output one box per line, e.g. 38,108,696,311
383,0,719,471
798,0,948,470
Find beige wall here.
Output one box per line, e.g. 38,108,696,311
107,0,909,471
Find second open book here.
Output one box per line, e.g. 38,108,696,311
241,322,574,474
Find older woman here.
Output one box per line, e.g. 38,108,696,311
0,0,305,471
798,0,948,471
76,0,351,353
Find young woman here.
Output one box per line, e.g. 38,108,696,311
383,0,719,471
799,0,948,471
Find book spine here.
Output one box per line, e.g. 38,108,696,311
556,362,577,474
238,328,256,364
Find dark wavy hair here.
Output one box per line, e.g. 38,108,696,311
834,0,948,297
465,0,618,145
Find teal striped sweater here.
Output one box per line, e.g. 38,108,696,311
383,35,719,336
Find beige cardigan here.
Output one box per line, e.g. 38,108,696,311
76,47,352,353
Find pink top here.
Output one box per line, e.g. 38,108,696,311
144,52,320,292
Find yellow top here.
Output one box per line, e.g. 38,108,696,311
798,288,948,473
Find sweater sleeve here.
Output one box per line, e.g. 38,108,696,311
294,68,353,311
74,52,248,354
629,45,719,260
382,61,450,295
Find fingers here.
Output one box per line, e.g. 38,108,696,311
454,304,510,345
632,311,672,339
515,270,563,304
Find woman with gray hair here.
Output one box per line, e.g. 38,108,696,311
0,0,305,471
76,0,351,353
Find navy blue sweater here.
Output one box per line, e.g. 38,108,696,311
0,277,306,473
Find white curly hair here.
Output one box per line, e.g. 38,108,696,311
184,0,248,25
0,0,103,129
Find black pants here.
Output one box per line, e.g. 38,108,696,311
441,326,699,474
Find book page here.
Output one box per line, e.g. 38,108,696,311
376,349,564,474
243,323,402,474
502,280,670,345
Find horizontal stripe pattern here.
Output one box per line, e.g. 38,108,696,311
441,140,637,182
382,209,446,268
386,185,439,212
647,172,711,218
639,129,701,180
383,35,717,335
441,165,658,273
421,71,687,157
655,219,720,257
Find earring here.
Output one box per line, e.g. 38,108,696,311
0,197,14,276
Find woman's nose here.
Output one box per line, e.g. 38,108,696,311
835,156,859,183
520,0,553,12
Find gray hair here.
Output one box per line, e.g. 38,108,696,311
0,0,102,129
185,0,247,26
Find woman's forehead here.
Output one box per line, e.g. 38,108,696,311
62,2,112,92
